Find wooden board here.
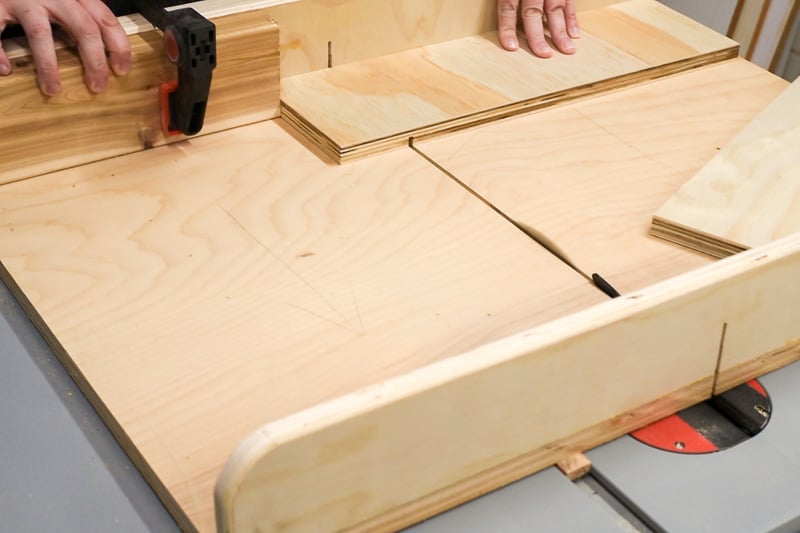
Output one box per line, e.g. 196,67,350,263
0,120,604,532
652,75,800,258
417,58,787,294
0,9,280,186
263,0,625,78
264,0,496,77
730,0,768,56
216,232,800,532
280,0,738,163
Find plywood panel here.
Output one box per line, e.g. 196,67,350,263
0,120,603,531
418,58,787,294
0,10,280,186
281,0,738,162
653,75,800,258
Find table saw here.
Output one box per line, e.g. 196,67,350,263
1,1,800,532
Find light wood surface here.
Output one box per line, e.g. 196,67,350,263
217,232,800,532
264,0,496,77
0,120,603,532
0,10,280,186
653,76,800,258
263,0,624,78
281,0,738,162
557,453,593,481
418,58,787,294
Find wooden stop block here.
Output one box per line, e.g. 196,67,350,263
557,453,593,481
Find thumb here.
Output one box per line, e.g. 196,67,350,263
0,28,12,76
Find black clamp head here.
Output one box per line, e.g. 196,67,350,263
160,8,216,136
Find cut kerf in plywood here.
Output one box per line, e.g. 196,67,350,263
652,75,800,258
280,0,738,162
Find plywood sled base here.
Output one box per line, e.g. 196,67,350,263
0,261,196,531
216,233,800,532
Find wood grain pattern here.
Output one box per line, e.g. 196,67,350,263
0,120,603,532
418,58,787,294
263,0,624,78
653,75,800,258
280,0,738,162
217,233,800,532
0,9,280,186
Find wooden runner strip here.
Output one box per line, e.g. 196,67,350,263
0,119,602,531
280,0,738,163
653,75,800,258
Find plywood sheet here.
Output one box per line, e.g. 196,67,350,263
281,0,738,162
417,58,787,294
0,120,603,532
653,75,800,258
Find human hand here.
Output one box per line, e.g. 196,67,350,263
0,0,131,95
498,0,580,58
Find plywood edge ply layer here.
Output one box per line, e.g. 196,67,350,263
217,233,800,532
0,9,280,186
652,75,800,257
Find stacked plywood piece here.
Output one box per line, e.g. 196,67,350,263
2,1,800,532
652,76,800,257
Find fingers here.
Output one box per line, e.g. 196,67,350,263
2,0,130,95
545,1,575,55
50,4,109,92
80,0,131,76
564,0,580,39
498,0,580,57
16,6,61,95
520,0,552,58
498,0,520,51
0,22,11,76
